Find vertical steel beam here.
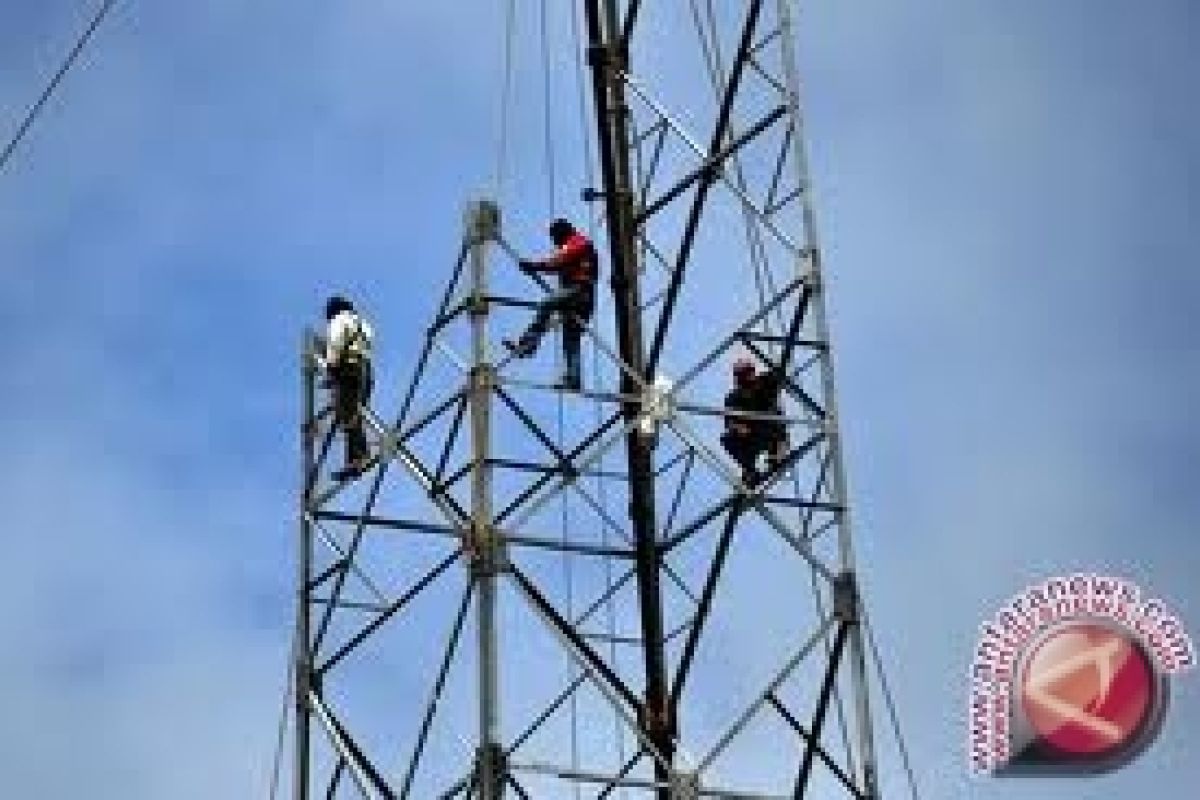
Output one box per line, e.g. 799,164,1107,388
296,332,316,800
466,200,505,799
582,1,674,794
774,0,881,793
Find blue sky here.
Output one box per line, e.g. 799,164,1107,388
0,0,1196,797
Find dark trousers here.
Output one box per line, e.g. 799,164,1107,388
721,430,761,478
721,424,787,481
332,359,373,465
520,283,594,381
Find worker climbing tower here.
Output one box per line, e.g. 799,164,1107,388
283,1,916,798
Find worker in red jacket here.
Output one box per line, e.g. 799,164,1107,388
504,218,598,392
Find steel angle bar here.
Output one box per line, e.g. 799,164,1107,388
486,455,630,482
433,777,469,800
660,494,738,555
508,566,683,772
665,416,835,583
644,0,768,375
399,580,475,800
306,423,337,498
750,25,784,57
505,671,588,757
502,415,634,532
314,511,462,541
736,331,824,350
307,560,344,594
634,115,668,146
763,497,843,512
696,613,836,774
309,514,387,603
507,762,664,791
494,410,623,526
574,564,636,628
327,759,346,798
765,185,804,217
619,71,804,257
310,598,391,614
387,389,468,454
660,448,695,544
636,118,670,210
433,337,471,376
308,690,395,800
313,444,399,651
636,104,788,225
747,53,789,98
481,293,543,311
314,406,469,653
671,498,747,706
637,229,673,278
505,775,533,800
582,631,643,646
503,532,635,559
428,299,472,338
768,694,864,799
795,622,850,795
671,275,805,393
493,386,571,465
654,447,691,478
495,375,640,407
596,749,645,800
362,407,469,526
317,550,461,676
564,476,701,605
433,396,469,485
762,119,795,223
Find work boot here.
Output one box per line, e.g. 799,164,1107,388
333,456,373,482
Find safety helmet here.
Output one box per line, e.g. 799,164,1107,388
548,218,575,246
325,295,354,321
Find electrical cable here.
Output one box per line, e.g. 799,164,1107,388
0,0,119,174
268,627,297,800
493,0,518,198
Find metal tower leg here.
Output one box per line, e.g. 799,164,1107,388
466,200,505,799
296,332,316,800
583,2,674,794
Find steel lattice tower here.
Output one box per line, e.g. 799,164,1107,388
290,1,910,797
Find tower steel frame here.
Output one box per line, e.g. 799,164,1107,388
290,1,902,797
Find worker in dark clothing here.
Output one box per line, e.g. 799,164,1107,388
324,295,375,481
503,218,598,392
721,358,788,485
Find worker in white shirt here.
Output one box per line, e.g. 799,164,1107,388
324,295,375,481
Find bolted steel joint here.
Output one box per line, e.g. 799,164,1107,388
833,570,859,623
636,375,675,438
465,199,501,246
473,743,507,797
669,770,700,800
469,522,508,577
471,363,496,391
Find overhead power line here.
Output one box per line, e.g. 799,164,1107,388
0,0,119,174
